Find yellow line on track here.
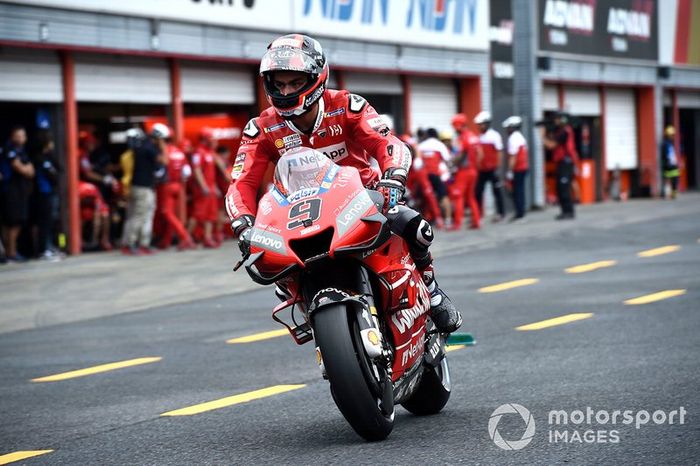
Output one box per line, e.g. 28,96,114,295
31,357,162,382
565,260,617,274
161,384,306,417
446,345,466,353
516,313,594,331
0,451,53,465
226,329,289,344
637,245,680,257
624,289,687,305
478,278,539,293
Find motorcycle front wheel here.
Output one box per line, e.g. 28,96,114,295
313,303,394,441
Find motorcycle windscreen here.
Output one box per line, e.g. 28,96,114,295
273,147,334,197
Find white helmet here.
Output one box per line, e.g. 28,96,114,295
502,116,522,129
150,123,171,140
474,111,492,125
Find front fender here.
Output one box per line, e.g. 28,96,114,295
308,287,368,316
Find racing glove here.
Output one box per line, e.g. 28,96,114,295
377,168,407,213
231,214,255,258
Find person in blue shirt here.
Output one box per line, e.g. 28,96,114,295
660,126,680,200
0,126,35,262
31,131,61,260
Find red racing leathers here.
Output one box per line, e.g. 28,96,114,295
450,129,481,229
157,144,192,248
225,89,411,222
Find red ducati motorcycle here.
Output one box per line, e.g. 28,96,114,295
236,147,451,441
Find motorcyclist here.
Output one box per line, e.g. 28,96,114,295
225,34,461,333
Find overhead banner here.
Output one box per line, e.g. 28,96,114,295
17,0,489,51
297,0,489,51
18,0,290,31
538,0,658,61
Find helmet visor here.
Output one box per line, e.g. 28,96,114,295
260,48,320,75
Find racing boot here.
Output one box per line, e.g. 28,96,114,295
422,264,462,334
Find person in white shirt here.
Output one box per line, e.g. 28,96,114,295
474,111,506,222
416,128,452,226
503,116,530,221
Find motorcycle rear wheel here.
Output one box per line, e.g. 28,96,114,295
313,304,394,441
401,357,451,416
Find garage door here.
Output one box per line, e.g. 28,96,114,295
344,72,402,95
0,48,62,102
181,61,255,104
604,88,638,170
564,86,600,115
409,77,457,133
75,54,170,103
542,84,559,111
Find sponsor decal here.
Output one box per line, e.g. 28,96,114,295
318,142,349,162
392,305,430,334
250,227,287,254
270,186,289,206
287,188,320,202
324,107,346,118
243,119,260,138
300,224,321,236
259,198,273,216
328,124,343,136
283,134,303,149
271,37,303,48
543,0,595,32
336,190,373,236
264,122,287,133
367,116,386,128
400,338,422,366
234,152,246,164
275,138,285,149
348,94,367,113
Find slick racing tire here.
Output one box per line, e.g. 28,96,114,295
401,357,451,416
313,304,394,441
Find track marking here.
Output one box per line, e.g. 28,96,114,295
31,357,161,382
226,329,288,344
446,345,466,353
516,313,593,331
478,278,539,293
637,245,680,258
0,451,53,464
624,289,687,305
161,384,306,416
565,260,617,274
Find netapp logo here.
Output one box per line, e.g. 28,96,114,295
191,0,255,7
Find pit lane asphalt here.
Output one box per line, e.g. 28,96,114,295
1,207,699,465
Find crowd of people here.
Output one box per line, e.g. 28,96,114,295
0,126,61,263
77,124,234,256
402,111,532,231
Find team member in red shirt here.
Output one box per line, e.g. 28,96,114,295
451,113,482,230
188,128,220,248
474,111,506,222
225,34,461,333
402,134,443,228
158,137,194,250
503,116,529,222
543,111,578,220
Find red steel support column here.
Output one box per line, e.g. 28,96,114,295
401,75,412,135
459,77,482,132
637,86,658,196
599,86,608,200
557,83,565,110
169,58,184,143
61,50,81,255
